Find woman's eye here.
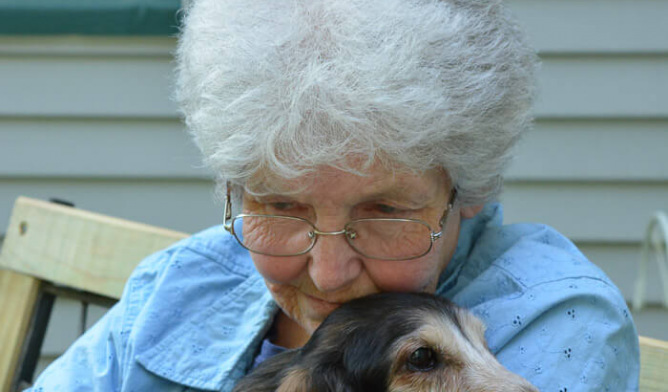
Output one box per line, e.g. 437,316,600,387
406,347,438,372
269,202,295,212
376,204,398,214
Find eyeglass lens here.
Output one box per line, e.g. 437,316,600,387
232,216,433,259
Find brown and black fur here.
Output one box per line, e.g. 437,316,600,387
233,292,538,392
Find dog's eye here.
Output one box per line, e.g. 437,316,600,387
407,347,438,372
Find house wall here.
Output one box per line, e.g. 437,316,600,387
0,0,666,378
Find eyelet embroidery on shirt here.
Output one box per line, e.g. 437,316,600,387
191,344,204,354
221,326,234,335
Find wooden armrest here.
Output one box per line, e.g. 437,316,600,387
639,335,668,392
0,196,188,299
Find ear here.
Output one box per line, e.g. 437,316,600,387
460,204,484,219
309,365,358,392
232,350,298,392
277,368,311,392
456,308,489,351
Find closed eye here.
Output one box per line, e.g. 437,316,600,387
359,203,415,218
250,199,307,216
269,202,296,212
375,204,399,214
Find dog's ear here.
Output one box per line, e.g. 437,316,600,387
276,368,311,392
307,364,357,392
303,348,389,392
231,350,298,392
456,307,488,349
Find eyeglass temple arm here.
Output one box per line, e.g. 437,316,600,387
223,182,233,231
438,188,458,228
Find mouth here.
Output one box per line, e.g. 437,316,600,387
303,293,343,315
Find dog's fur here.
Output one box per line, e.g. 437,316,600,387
233,292,538,391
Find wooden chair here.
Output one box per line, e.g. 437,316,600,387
0,197,187,391
1,197,667,391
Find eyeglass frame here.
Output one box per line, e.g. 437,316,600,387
222,182,457,261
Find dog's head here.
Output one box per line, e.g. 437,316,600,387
236,292,538,392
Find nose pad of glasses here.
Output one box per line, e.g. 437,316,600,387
308,231,316,239
346,229,357,240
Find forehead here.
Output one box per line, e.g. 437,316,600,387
246,164,448,203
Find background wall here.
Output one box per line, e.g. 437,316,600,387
0,0,666,378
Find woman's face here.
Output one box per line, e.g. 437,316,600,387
243,164,477,345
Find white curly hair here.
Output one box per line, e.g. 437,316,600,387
175,0,538,206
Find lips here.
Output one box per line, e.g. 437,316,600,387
304,293,343,315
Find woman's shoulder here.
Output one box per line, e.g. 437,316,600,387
30,225,273,391
120,226,274,390
443,203,620,298
134,224,256,279
441,204,639,391
448,205,631,334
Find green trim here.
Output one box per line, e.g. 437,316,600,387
0,0,182,36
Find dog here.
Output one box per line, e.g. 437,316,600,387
233,292,538,391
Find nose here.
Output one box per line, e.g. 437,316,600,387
307,221,363,293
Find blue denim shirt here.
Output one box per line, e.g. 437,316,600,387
28,204,640,391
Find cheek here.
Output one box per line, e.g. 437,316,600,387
364,233,458,293
365,256,443,293
251,254,306,284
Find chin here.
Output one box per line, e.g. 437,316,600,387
233,292,538,392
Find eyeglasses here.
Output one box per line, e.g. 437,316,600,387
223,186,456,261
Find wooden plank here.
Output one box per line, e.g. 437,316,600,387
0,269,40,392
507,0,668,53
0,197,188,299
639,335,668,392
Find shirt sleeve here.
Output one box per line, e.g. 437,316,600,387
25,250,171,392
489,277,640,392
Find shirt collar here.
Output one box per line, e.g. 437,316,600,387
436,202,501,296
133,229,280,391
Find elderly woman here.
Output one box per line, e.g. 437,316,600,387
29,0,639,391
